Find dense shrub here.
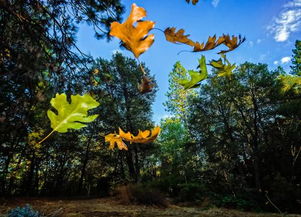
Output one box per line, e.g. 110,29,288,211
145,175,186,197
213,194,260,211
8,204,40,217
115,184,168,207
177,182,207,202
266,174,301,213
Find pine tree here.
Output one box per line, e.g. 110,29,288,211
291,40,301,75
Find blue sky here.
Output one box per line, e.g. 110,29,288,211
76,0,301,124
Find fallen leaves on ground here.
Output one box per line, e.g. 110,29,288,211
1,198,300,217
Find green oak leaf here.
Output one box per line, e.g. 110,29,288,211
178,55,208,89
47,93,100,133
209,54,236,77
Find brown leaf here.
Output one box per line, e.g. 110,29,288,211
164,28,195,47
138,76,154,94
164,28,224,52
110,4,155,58
193,35,225,52
218,35,246,54
186,0,199,5
164,27,245,53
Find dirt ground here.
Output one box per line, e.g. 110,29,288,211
0,198,300,217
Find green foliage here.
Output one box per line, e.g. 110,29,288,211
278,74,301,93
47,93,99,133
177,182,207,202
213,195,259,211
291,40,301,75
278,40,301,93
178,56,208,89
8,204,40,217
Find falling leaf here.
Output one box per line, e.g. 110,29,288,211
131,127,161,143
105,133,128,150
119,128,133,141
186,0,199,5
138,76,154,94
193,35,225,52
218,35,246,54
110,3,155,58
105,127,161,150
47,93,99,133
164,28,194,46
209,54,236,77
178,55,208,89
164,28,245,53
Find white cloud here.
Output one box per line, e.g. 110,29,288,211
281,56,291,64
268,0,301,42
274,60,279,65
249,41,254,47
212,0,220,7
256,39,262,44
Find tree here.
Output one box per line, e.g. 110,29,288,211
93,53,157,182
291,40,301,75
186,62,301,210
0,0,124,195
164,61,196,120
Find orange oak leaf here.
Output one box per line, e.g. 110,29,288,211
138,76,154,94
105,133,128,150
109,3,155,58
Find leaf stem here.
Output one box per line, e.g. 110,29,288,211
152,27,165,33
38,130,55,144
137,58,146,75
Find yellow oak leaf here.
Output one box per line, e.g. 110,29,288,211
105,127,161,149
105,133,128,150
131,127,161,143
119,128,133,141
110,3,155,58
